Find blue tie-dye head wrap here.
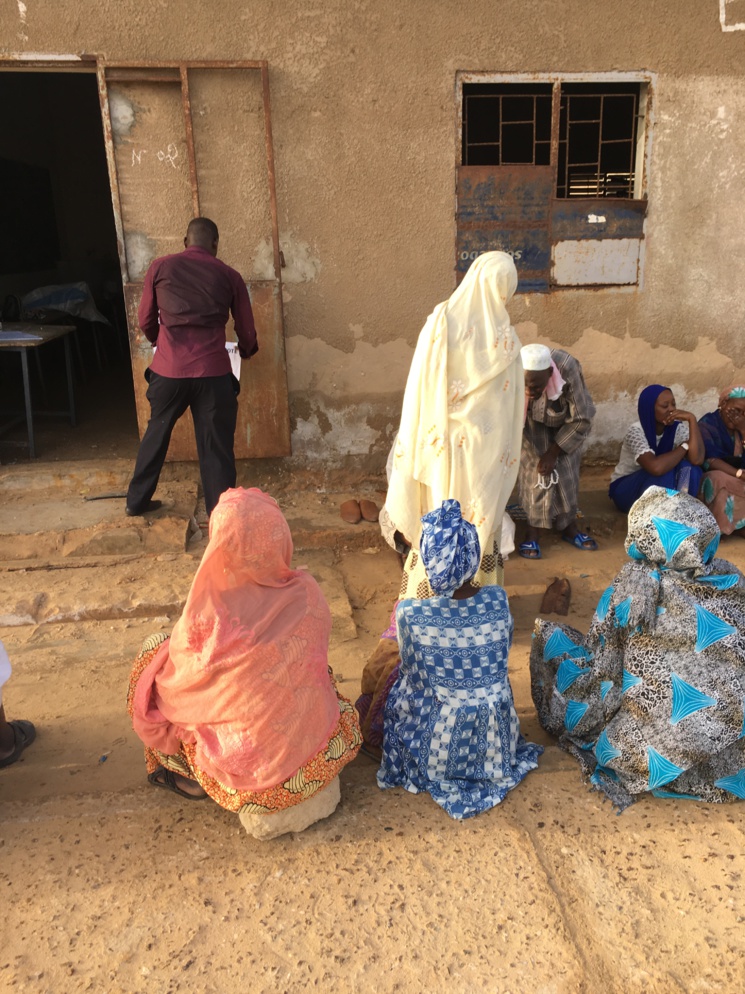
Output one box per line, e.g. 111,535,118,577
419,499,481,597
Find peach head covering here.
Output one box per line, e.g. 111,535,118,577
131,488,340,792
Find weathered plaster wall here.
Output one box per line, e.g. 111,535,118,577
2,0,745,467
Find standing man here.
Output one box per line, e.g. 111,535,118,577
518,343,597,559
126,217,258,517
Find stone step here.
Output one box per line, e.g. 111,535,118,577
0,481,198,560
0,547,357,639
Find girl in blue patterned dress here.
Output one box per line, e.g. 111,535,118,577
378,500,542,819
531,486,745,810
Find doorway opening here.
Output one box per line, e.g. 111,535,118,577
0,70,139,463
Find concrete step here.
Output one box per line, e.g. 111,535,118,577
0,547,357,637
0,481,198,560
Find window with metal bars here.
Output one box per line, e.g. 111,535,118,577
462,81,642,199
461,83,553,167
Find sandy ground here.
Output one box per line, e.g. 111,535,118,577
2,470,745,994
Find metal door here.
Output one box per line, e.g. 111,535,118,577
97,60,291,459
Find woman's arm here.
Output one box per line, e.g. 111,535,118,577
675,411,704,466
637,447,687,476
707,457,744,478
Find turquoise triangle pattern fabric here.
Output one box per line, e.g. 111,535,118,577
594,585,613,622
627,542,644,560
694,604,736,653
556,658,591,694
622,669,642,694
702,533,720,564
564,700,589,731
543,627,580,663
591,766,619,787
651,516,697,560
647,747,684,789
713,769,745,799
698,573,740,590
614,596,632,627
594,730,622,767
529,489,745,810
670,672,717,725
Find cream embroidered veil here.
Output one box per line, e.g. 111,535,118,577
383,251,524,554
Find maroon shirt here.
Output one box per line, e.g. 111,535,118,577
139,245,258,378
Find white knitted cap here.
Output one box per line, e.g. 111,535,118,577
520,343,552,371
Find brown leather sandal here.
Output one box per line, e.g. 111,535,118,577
359,499,380,523
340,499,362,524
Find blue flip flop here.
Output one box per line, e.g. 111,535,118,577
519,540,542,560
562,532,598,551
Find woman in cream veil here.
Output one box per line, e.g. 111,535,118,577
383,250,524,598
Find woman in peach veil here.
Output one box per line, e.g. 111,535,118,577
127,487,360,839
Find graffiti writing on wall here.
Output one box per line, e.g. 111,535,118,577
130,144,180,168
720,0,745,31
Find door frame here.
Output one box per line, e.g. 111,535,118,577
0,54,291,458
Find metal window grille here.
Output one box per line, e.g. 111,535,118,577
557,84,641,198
462,84,552,167
462,81,642,199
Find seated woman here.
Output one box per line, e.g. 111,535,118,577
698,385,745,536
531,486,745,810
609,384,704,513
127,488,361,840
377,499,542,820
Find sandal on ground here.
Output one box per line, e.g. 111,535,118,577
518,540,542,560
147,766,208,800
562,531,598,551
0,720,36,769
340,499,362,524
359,499,380,523
540,577,572,616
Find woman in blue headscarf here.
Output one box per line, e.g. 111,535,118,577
377,499,542,820
609,385,704,513
531,487,745,811
698,384,745,536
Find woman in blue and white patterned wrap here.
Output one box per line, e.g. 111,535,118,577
378,500,542,820
531,486,745,810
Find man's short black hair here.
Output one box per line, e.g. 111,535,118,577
186,217,219,244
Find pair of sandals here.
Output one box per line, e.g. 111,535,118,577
340,499,380,524
519,532,598,560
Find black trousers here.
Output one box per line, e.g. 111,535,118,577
127,371,239,516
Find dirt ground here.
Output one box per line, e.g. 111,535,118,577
2,463,745,994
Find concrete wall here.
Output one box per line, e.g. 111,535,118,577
2,0,745,466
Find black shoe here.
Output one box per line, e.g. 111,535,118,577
125,499,163,517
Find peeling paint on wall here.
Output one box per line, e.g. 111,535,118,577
16,0,28,41
252,234,321,283
124,230,156,281
108,88,136,140
292,401,382,460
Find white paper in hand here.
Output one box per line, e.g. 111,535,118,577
225,342,242,381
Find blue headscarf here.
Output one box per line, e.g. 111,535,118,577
638,384,678,454
419,499,481,597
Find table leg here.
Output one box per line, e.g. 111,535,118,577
21,349,35,459
64,335,77,426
